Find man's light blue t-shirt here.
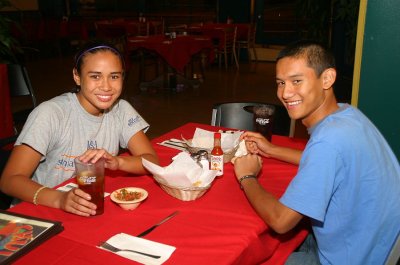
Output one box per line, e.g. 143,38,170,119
280,104,400,265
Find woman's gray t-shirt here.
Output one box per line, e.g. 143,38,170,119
16,92,149,188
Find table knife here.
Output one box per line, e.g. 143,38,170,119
137,211,179,237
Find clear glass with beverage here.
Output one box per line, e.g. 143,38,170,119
74,157,105,215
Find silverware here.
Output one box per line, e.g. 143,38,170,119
99,241,161,259
137,211,179,237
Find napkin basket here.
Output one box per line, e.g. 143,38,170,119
153,175,210,201
182,139,239,163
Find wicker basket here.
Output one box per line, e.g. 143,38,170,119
182,139,239,163
154,175,211,201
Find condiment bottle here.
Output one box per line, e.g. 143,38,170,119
210,132,224,176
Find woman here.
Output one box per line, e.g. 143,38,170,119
0,42,159,216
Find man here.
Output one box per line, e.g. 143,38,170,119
233,41,400,265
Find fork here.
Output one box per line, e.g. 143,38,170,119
99,241,161,259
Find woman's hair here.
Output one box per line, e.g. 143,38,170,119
74,41,125,74
276,40,335,77
72,41,125,93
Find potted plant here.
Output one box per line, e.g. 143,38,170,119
0,0,23,63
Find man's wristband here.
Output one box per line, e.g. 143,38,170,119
239,175,257,189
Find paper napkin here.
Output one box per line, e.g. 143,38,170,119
100,233,176,265
234,139,248,158
142,152,218,188
190,128,243,151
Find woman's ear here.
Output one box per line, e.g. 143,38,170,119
322,68,336,89
72,68,80,86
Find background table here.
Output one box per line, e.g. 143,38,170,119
127,35,214,73
8,123,309,265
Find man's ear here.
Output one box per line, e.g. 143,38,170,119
72,68,80,86
322,68,336,89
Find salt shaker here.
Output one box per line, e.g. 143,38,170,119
197,150,209,169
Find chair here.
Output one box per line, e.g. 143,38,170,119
236,23,258,63
211,102,294,137
7,64,37,133
167,24,188,34
149,20,164,35
385,232,400,265
215,26,239,69
0,135,17,210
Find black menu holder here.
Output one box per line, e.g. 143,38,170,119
0,210,64,264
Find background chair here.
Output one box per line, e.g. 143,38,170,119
211,102,295,137
7,64,37,133
215,26,239,69
0,135,17,210
236,23,258,63
385,232,400,265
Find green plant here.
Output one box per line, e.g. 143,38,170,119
0,0,22,63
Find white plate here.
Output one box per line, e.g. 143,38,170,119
111,187,148,204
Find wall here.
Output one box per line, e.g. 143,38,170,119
353,0,400,159
3,0,38,10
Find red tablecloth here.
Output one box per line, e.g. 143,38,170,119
8,123,309,265
126,35,214,73
0,64,14,139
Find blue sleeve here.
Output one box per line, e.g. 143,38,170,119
279,140,343,222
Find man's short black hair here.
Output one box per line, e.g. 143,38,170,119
276,40,336,77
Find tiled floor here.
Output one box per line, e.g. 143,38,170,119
19,55,309,140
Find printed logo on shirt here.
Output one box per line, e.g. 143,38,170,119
87,140,98,149
55,155,75,172
128,116,140,127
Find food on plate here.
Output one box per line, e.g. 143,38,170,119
114,188,143,201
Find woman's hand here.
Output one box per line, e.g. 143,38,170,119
58,188,98,216
77,148,119,170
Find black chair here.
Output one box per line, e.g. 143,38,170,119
0,135,17,210
385,232,400,265
7,63,37,132
211,102,295,137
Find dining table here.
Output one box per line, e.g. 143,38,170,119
126,34,214,74
0,64,15,139
126,35,214,92
7,122,309,265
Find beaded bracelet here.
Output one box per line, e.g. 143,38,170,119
33,186,47,205
239,175,257,189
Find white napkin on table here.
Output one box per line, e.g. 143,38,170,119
191,128,243,151
100,233,176,265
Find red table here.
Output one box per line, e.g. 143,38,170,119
8,123,309,265
126,35,214,73
0,64,14,139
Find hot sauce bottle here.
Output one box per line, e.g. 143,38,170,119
210,132,224,176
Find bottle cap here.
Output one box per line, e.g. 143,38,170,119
214,132,221,139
